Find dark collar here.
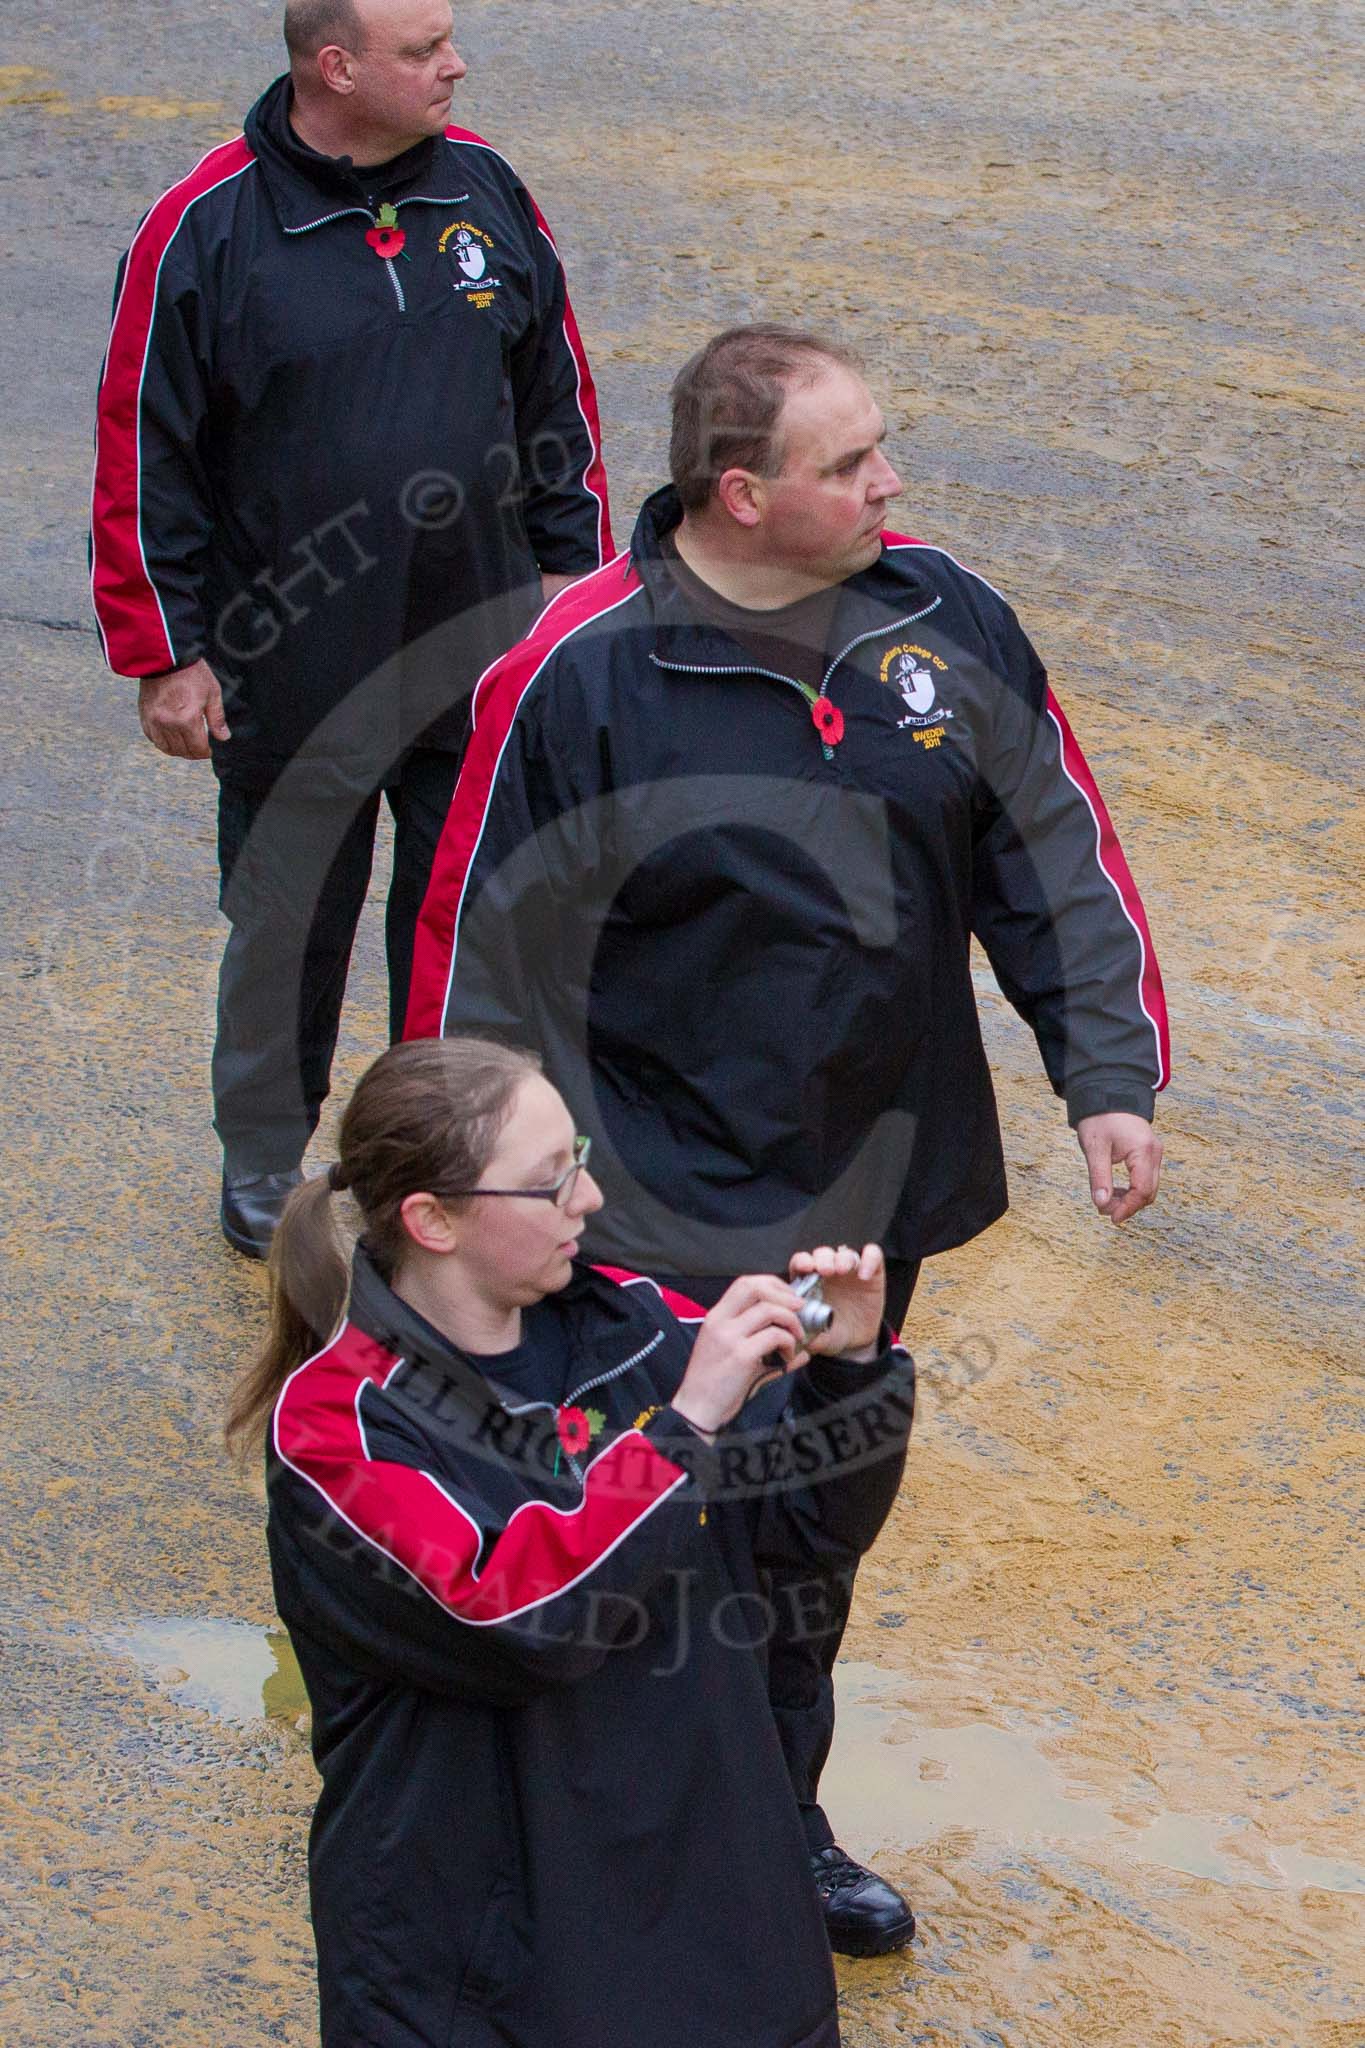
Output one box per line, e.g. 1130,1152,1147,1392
244,73,464,231
630,484,940,683
345,1244,641,1411
347,1241,454,1368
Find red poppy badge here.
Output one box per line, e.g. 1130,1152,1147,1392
811,697,844,746
365,203,406,259
556,1406,593,1457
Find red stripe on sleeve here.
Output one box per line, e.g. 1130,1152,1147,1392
512,184,612,565
402,562,641,1041
401,647,541,1039
553,280,612,563
90,137,255,675
445,125,612,564
1045,690,1171,1090
593,1266,709,1324
274,1324,687,1627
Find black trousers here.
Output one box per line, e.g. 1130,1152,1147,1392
658,1256,920,1853
213,747,460,1175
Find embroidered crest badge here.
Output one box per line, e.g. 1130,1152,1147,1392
439,219,501,305
893,651,936,715
879,641,953,733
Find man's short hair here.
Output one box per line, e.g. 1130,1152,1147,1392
284,0,364,61
669,325,862,513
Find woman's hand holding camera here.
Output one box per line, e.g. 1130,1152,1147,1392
672,1276,805,1438
671,1244,886,1440
788,1242,885,1361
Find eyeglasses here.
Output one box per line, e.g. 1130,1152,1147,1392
450,1135,592,1208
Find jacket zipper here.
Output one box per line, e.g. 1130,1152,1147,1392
818,596,941,693
568,1329,665,1406
281,206,373,234
281,193,471,314
280,193,472,234
496,1327,666,1483
650,652,815,701
649,597,944,760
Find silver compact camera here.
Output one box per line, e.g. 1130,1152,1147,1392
790,1271,834,1339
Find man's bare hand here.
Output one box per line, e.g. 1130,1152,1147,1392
1076,1112,1163,1224
138,659,230,759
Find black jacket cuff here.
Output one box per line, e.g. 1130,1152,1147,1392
802,1334,905,1403
1065,1080,1156,1127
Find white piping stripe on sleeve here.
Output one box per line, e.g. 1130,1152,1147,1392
884,536,1165,1091
469,550,630,735
1045,704,1167,1089
99,141,251,369
353,1354,407,1459
882,538,1008,604
271,1323,352,1466
443,132,609,564
353,1379,371,1461
615,1274,706,1324
532,217,609,565
89,152,256,668
278,1362,689,1631
438,579,646,1034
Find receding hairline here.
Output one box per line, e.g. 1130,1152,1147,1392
284,0,366,61
667,326,867,508
770,351,869,443
693,329,859,394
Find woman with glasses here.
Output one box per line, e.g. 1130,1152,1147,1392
227,1036,915,2048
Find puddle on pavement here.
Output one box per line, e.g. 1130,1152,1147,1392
825,1661,1365,1896
108,1633,1365,1898
112,1617,310,1729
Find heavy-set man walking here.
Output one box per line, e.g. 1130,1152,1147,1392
406,324,1169,1952
90,0,610,1256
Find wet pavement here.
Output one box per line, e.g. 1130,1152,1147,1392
1,0,1362,2042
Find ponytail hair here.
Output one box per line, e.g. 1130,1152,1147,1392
224,1036,541,1464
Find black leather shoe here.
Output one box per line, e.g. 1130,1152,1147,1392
811,1844,915,1957
221,1169,303,1260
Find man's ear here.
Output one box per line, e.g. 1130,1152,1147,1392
317,45,357,95
399,1190,460,1254
715,467,766,530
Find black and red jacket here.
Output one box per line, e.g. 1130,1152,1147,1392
268,1249,914,2047
405,487,1170,1273
90,76,611,784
